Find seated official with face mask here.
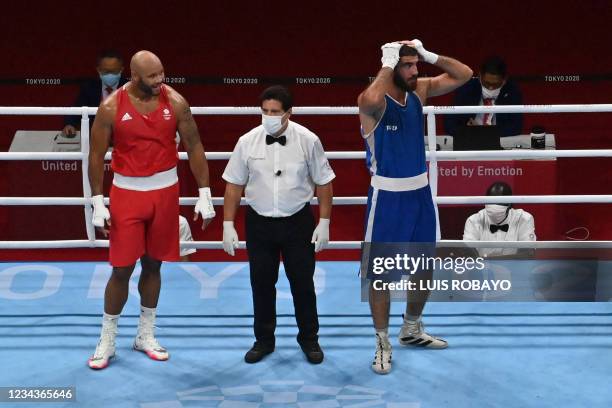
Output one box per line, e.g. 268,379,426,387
444,56,523,137
62,50,127,137
463,181,536,257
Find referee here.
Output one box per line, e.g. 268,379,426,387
222,85,335,364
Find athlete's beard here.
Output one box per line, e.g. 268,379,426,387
393,69,417,92
136,79,154,96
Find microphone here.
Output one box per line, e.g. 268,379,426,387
275,170,282,176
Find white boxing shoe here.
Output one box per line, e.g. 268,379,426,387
88,338,116,370
371,333,392,375
133,332,169,361
398,317,448,349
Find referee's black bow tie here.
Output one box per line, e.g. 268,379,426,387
266,134,286,146
490,224,509,233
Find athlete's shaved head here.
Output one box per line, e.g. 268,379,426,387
130,51,161,73
130,50,164,97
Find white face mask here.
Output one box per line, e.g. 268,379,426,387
485,204,509,225
262,114,284,135
481,86,502,99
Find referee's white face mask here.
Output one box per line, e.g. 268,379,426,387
262,114,284,135
485,204,510,224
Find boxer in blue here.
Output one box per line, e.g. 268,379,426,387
358,39,472,374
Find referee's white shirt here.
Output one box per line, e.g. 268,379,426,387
463,208,536,256
222,120,336,217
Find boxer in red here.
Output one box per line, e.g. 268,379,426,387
87,50,215,369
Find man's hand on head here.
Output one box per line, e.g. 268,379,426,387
397,39,439,64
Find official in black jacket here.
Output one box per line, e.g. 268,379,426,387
444,56,523,137
62,50,127,136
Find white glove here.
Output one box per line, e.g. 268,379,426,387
194,187,216,219
223,221,239,256
380,42,402,69
410,38,439,64
91,195,110,227
311,218,330,253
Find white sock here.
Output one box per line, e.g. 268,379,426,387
140,305,156,319
138,306,156,337
375,330,391,350
403,314,421,324
402,314,423,336
101,313,119,341
376,329,389,339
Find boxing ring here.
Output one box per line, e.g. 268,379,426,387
1,104,612,249
0,104,611,407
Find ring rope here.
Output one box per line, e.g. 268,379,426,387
0,104,609,250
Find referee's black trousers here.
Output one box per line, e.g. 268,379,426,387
245,204,319,347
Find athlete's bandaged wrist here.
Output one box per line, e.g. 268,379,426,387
381,43,401,70
421,49,439,64
196,187,215,219
92,195,105,208
198,187,211,199
411,39,438,64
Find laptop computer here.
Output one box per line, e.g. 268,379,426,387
453,125,503,151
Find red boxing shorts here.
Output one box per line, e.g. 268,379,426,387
109,183,180,267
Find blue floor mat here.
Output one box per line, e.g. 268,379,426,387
0,262,611,408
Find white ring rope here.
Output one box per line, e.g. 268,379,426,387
0,104,610,250
2,149,612,162
1,195,611,206
3,103,612,115
1,240,612,249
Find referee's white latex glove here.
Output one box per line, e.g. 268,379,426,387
381,42,402,69
194,187,216,229
91,195,110,228
311,218,330,253
407,38,439,64
222,221,239,256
